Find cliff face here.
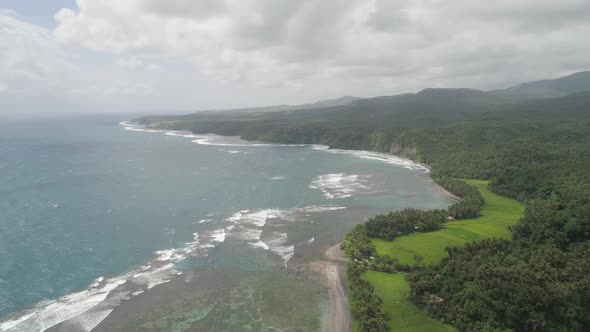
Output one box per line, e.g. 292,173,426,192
390,142,420,161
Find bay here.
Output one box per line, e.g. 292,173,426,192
0,114,450,331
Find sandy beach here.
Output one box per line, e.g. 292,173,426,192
309,242,351,332
429,179,461,202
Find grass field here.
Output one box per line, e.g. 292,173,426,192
372,180,524,266
362,271,457,332
360,180,524,331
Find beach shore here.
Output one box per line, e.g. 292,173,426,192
417,163,461,203
430,179,461,202
308,242,351,332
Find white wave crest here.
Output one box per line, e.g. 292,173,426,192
296,205,347,213
309,173,371,199
191,136,307,147
0,227,227,332
266,232,295,265
223,205,345,265
310,145,428,173
120,121,428,173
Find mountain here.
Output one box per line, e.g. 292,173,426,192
137,71,590,148
491,70,590,99
194,95,362,115
300,95,362,109
137,88,507,131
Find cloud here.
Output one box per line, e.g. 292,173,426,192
115,57,161,71
138,0,228,19
0,13,74,91
4,1,590,113
52,1,590,91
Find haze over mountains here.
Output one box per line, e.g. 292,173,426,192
152,70,590,119
491,70,590,100
138,70,590,131
192,96,362,115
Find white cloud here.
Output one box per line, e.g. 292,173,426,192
52,1,590,91
115,57,161,71
3,1,590,113
0,13,74,90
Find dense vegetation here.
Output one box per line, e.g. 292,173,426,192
410,181,590,327
340,225,393,330
341,225,376,261
139,72,590,331
435,178,485,219
361,178,484,244
408,179,590,331
365,209,447,241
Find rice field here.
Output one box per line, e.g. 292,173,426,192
372,180,524,266
362,271,457,332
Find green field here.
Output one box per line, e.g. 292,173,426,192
361,180,524,331
362,271,456,332
372,180,524,266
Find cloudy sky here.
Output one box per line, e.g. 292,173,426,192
1,0,590,114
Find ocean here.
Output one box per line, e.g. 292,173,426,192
0,114,451,331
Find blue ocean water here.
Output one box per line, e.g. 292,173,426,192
0,114,450,331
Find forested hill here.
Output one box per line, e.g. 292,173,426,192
138,71,590,132
138,87,510,133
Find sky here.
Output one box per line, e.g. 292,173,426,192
1,0,590,114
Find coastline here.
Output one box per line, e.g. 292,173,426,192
1,123,451,332
430,179,462,202
416,162,461,203
111,126,454,332
308,242,351,332
144,123,456,332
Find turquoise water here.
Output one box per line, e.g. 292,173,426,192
0,114,450,331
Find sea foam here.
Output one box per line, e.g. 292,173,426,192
222,205,345,265
121,121,428,173
310,145,429,173
0,226,228,332
309,173,372,199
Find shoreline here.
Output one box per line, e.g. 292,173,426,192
430,178,462,203
308,242,351,332
416,162,461,203
140,123,455,332
2,124,450,331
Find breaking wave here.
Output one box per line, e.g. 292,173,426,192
223,205,346,265
0,226,228,332
309,173,373,199
120,122,428,173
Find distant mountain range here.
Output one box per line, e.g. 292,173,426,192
490,70,590,99
191,70,590,116
195,95,362,115
138,70,590,136
154,71,590,118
